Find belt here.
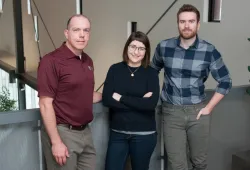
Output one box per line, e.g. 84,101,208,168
162,101,206,109
59,124,88,131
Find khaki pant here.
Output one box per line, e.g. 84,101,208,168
41,125,96,170
162,102,211,170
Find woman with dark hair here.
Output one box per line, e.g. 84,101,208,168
102,31,160,170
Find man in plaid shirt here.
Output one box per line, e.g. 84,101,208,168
151,4,232,170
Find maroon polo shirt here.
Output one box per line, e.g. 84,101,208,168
37,43,94,126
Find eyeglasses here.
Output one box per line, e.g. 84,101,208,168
128,45,146,53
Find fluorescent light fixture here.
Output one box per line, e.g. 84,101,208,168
0,0,3,13
203,0,209,22
127,21,132,38
34,16,39,42
76,0,80,14
27,0,31,15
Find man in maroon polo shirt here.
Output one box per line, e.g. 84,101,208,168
37,14,102,170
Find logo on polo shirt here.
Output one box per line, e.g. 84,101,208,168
88,66,93,71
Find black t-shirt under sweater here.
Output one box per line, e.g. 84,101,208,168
102,62,160,132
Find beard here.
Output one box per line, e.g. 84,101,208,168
179,28,197,40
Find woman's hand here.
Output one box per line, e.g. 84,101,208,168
112,93,122,101
143,92,153,98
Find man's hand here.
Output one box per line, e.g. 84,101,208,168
52,142,69,166
196,92,224,120
39,97,69,165
112,92,122,101
143,92,153,98
93,92,102,103
196,107,212,120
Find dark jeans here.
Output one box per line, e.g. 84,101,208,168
105,130,157,170
162,102,211,170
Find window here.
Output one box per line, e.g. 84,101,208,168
209,0,223,22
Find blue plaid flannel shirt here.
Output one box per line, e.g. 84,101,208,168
151,36,232,105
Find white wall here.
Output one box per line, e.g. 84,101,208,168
21,0,76,72
199,0,250,88
83,0,177,90
0,0,76,71
0,0,15,55
1,0,250,90
83,0,250,90
0,0,16,67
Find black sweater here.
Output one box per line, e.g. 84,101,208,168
102,62,160,131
